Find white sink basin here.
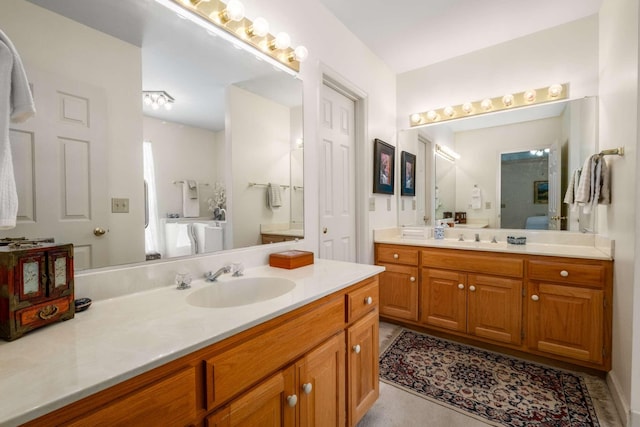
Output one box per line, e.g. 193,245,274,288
186,277,296,308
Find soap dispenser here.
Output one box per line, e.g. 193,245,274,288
434,220,446,240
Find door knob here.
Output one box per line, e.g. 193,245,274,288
93,227,106,236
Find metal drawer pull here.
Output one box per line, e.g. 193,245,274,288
531,295,540,301
38,305,59,320
469,285,476,292
458,284,465,290
287,395,298,407
560,270,569,277
364,296,373,305
353,344,361,354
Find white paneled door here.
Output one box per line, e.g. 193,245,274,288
319,84,356,262
8,67,109,270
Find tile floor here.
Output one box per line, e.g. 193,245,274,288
358,322,623,427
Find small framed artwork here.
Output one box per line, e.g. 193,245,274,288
373,138,395,194
400,151,416,196
533,180,549,204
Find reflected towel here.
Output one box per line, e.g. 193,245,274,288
182,181,199,217
563,168,581,211
267,183,282,209
470,187,482,209
0,31,36,229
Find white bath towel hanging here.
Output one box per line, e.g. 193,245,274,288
0,31,36,229
267,183,282,209
182,180,199,218
470,187,482,209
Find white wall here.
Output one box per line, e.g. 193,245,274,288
0,0,144,266
229,86,292,248
598,0,640,425
143,116,220,219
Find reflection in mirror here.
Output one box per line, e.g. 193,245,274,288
1,0,303,271
400,97,597,232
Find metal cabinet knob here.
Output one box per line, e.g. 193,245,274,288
302,383,312,394
458,284,465,290
364,296,373,305
353,344,361,354
531,295,540,301
560,270,569,277
469,285,476,292
287,395,298,407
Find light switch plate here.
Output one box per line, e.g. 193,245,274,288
111,198,129,213
485,201,491,209
387,198,391,211
368,197,375,211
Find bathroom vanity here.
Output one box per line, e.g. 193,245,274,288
0,260,382,426
374,231,613,371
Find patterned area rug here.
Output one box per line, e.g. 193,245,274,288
380,329,600,426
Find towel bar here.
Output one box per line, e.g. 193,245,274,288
248,182,290,189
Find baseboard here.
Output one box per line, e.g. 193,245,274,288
607,371,630,426
630,410,640,427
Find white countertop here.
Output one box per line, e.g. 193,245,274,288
0,259,383,426
376,235,612,260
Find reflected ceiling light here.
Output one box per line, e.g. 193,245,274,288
156,0,305,75
408,83,569,128
143,91,175,111
435,144,460,162
548,84,563,98
524,89,537,103
530,148,550,156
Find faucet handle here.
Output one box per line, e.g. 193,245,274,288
232,262,244,277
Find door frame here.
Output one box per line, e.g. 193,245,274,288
319,68,368,263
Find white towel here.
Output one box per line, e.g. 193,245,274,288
574,155,594,205
470,187,482,209
563,168,581,212
182,181,199,217
187,179,198,199
267,183,282,209
0,32,36,229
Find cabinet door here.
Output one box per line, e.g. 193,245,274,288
347,310,379,427
528,282,603,364
420,268,466,332
298,332,345,427
467,275,522,345
379,263,418,321
16,252,47,301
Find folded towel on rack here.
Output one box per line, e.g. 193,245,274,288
470,187,482,209
0,31,36,229
574,154,611,215
182,181,199,217
563,168,581,211
187,180,198,199
267,183,282,209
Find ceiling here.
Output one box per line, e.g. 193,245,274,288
318,0,602,74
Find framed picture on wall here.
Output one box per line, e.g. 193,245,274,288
373,139,395,194
534,180,549,204
400,151,416,196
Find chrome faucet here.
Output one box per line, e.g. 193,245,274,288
204,265,231,282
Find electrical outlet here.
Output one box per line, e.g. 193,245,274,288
111,198,129,213
368,197,375,211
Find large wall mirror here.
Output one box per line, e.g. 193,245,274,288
398,97,597,232
1,0,304,270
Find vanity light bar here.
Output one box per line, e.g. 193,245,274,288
409,83,569,127
435,144,460,162
155,0,304,76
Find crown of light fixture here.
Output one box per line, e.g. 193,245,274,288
160,0,307,74
409,83,568,127
143,91,175,111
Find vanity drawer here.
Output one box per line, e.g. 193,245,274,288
421,249,524,278
376,245,419,266
203,295,344,411
16,296,73,328
346,277,379,323
528,259,607,288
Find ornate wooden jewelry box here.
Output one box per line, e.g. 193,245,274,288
0,241,74,341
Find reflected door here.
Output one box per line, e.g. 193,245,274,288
319,85,356,262
8,67,109,270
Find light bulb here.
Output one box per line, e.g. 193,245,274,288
293,46,308,62
274,32,291,50
462,102,473,114
225,0,245,22
548,84,563,98
480,98,493,111
157,95,166,106
410,113,422,124
426,110,438,121
502,94,514,107
143,94,152,106
443,106,455,118
250,17,269,37
524,89,536,103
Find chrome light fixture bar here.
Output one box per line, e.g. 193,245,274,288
142,90,175,110
155,0,307,76
409,83,568,128
434,144,460,162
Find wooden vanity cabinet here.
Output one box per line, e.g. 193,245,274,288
24,276,380,427
375,244,419,321
375,243,613,371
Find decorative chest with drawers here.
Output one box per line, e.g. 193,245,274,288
0,243,74,341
